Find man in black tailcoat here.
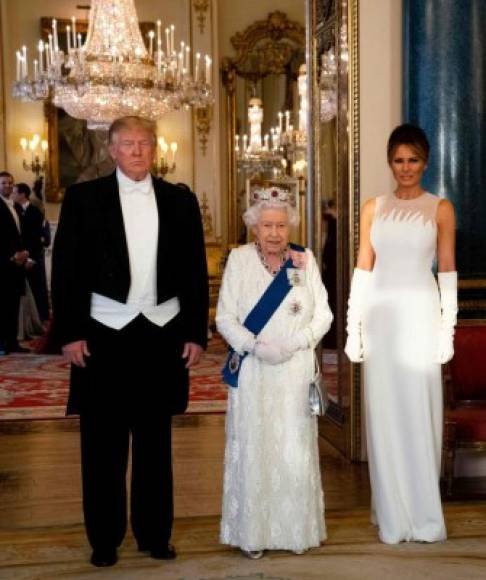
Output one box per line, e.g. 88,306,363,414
13,182,50,322
0,171,28,354
51,116,208,567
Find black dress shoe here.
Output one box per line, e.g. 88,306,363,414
90,548,118,567
148,544,177,560
8,344,30,353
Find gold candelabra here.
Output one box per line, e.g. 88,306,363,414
20,134,48,178
153,135,177,178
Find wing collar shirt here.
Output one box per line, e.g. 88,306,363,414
90,168,180,329
0,194,20,230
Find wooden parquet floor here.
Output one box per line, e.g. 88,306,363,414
0,415,485,579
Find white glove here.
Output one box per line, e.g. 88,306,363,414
277,331,310,354
344,268,372,363
241,335,257,354
344,332,364,363
254,341,293,365
436,271,458,364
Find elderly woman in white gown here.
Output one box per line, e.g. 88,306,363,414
216,187,333,559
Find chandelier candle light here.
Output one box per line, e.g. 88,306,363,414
12,0,213,129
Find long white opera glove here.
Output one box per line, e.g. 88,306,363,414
436,271,458,364
344,268,372,363
254,341,293,365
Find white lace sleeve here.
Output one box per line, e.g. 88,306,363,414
216,249,256,354
300,249,333,347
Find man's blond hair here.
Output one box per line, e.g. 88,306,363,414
108,116,157,144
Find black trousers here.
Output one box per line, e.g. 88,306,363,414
0,287,21,350
77,315,188,551
27,258,50,322
80,409,173,550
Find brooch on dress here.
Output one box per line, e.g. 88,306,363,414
289,299,303,315
287,268,305,286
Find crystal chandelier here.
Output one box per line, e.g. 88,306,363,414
280,64,307,151
235,68,308,176
319,2,348,124
235,98,284,174
12,0,213,130
319,48,337,123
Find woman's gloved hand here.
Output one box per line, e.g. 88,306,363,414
277,332,310,354
436,271,458,364
254,341,293,365
344,268,372,363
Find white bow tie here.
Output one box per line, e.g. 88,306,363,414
123,182,151,195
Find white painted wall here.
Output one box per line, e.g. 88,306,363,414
358,0,403,460
359,0,403,204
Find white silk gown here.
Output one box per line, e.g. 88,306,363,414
216,244,333,552
363,192,446,544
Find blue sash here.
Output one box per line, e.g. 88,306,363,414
222,243,305,388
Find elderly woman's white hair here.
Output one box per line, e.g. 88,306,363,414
243,187,300,227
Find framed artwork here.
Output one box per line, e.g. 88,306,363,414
41,17,154,201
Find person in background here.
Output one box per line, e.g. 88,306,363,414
0,171,29,354
14,182,50,322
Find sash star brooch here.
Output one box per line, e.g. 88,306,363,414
289,299,303,315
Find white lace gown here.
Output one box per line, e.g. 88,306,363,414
216,244,333,552
363,192,446,544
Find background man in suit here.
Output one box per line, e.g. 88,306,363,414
13,182,50,322
51,116,209,567
0,171,28,354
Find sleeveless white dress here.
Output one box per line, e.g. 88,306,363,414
363,192,446,544
216,244,333,552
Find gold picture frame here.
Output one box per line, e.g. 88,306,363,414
309,0,361,460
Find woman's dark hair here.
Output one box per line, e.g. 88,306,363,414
15,182,31,198
387,123,430,164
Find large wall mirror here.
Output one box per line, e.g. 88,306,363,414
222,9,306,247
311,0,360,460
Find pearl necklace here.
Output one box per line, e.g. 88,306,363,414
255,241,288,276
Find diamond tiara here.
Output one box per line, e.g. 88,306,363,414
251,187,290,203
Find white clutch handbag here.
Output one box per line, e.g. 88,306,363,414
309,352,329,416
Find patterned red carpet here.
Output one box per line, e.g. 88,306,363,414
0,334,229,420
0,333,338,421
